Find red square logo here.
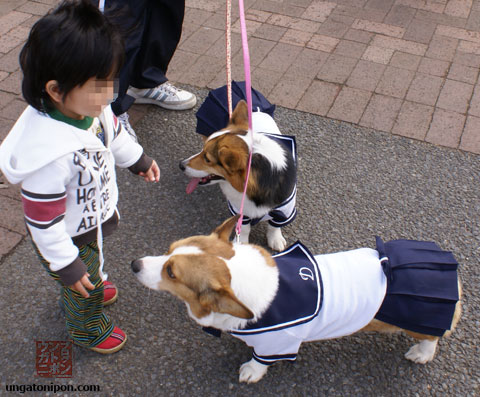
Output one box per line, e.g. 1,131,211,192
36,341,73,378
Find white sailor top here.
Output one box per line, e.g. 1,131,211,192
227,133,297,227
229,242,387,365
222,239,458,366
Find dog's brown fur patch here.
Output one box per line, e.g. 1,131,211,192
183,100,264,194
159,253,252,319
227,99,249,131
185,132,250,193
213,215,276,268
168,216,239,259
162,216,275,319
161,254,253,319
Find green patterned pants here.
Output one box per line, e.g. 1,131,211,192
33,240,114,347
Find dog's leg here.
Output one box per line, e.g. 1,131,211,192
239,358,269,383
238,223,251,243
405,338,439,364
267,225,286,251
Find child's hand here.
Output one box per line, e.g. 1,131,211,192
139,160,160,183
69,273,95,298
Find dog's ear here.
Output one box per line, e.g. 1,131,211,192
199,286,254,319
214,215,240,242
229,100,249,129
218,147,246,174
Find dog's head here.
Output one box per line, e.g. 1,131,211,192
180,100,251,194
131,216,254,321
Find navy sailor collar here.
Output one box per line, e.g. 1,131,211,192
230,241,323,335
262,133,297,165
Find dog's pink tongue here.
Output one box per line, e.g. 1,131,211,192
186,178,201,194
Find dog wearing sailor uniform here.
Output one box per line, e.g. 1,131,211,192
226,132,297,229
131,216,461,383
180,83,297,251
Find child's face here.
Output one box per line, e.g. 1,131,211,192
48,77,115,119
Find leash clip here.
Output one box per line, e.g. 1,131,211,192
235,215,244,244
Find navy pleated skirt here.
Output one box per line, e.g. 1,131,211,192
374,237,459,337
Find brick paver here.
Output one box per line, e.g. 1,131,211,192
405,72,444,106
346,60,386,91
426,108,466,147
375,66,415,98
317,53,358,84
328,86,372,124
469,85,480,116
389,51,421,70
360,93,403,132
1,0,480,258
460,115,480,153
437,79,474,113
392,100,434,140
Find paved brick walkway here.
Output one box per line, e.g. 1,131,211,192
1,0,480,259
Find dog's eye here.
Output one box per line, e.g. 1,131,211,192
203,153,210,163
166,265,175,279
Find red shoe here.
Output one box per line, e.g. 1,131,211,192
103,280,118,306
90,327,127,354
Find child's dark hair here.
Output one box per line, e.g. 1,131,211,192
20,0,124,112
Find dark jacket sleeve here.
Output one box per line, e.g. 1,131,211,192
128,153,153,174
56,256,88,286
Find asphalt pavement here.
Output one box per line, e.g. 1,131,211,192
0,86,479,396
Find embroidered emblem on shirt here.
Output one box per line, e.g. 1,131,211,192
299,267,315,281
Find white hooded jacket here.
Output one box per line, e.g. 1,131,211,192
0,105,149,284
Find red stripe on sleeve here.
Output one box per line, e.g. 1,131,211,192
22,196,67,222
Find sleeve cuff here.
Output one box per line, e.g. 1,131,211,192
56,257,87,285
128,153,153,175
252,351,297,365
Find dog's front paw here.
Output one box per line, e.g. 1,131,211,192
239,359,268,383
405,339,438,364
267,226,286,251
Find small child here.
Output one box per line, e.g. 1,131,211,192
0,0,160,353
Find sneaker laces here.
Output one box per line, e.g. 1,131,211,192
117,112,138,142
157,82,181,99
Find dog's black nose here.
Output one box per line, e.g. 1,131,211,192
179,160,185,171
131,259,143,273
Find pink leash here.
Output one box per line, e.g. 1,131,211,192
230,0,254,240
225,0,233,117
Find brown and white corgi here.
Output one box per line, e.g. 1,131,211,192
131,216,461,384
179,100,297,251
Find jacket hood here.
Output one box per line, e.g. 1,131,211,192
0,106,109,184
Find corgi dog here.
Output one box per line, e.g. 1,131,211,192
179,100,297,252
131,216,461,384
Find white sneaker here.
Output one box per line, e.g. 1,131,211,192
117,112,137,142
127,82,197,110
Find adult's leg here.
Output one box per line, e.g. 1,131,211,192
130,0,186,89
103,0,149,116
